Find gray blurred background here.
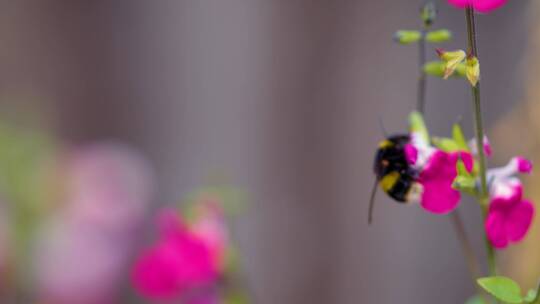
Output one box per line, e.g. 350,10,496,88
0,0,532,303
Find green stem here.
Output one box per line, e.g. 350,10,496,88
449,211,482,281
465,4,497,278
417,28,427,113
416,13,484,298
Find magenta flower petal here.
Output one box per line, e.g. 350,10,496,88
447,0,471,9
460,151,474,172
404,144,418,165
485,181,535,249
418,150,469,214
493,182,523,206
132,211,218,300
485,210,509,249
483,136,492,157
420,179,461,214
473,0,508,13
506,200,534,242
514,156,533,174
446,0,508,13
132,243,186,299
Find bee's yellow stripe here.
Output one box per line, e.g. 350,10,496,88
379,171,400,192
378,140,394,149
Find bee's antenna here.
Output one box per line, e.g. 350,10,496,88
378,116,389,137
368,179,379,225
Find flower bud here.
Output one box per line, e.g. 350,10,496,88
466,56,480,87
420,2,437,27
393,30,422,45
436,49,466,79
423,61,466,78
425,29,452,43
423,61,445,77
513,157,533,174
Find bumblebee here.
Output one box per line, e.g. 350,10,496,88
369,134,420,224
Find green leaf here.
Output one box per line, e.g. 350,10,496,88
409,111,429,143
477,276,524,304
465,295,485,304
393,30,422,44
452,124,469,151
524,289,537,303
426,29,452,43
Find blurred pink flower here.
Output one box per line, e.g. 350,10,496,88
36,142,155,304
485,157,535,249
418,150,473,214
447,0,507,13
132,209,218,300
486,180,535,249
67,142,155,231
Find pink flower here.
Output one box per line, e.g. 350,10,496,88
36,143,155,304
447,0,507,13
469,136,492,157
486,180,535,249
132,210,218,300
404,144,418,165
67,142,155,231
418,150,473,214
514,156,533,174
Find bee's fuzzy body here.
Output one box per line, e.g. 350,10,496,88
373,135,419,203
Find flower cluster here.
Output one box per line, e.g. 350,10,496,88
401,112,535,249
403,112,473,214
131,194,236,303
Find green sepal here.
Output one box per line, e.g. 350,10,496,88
455,63,467,77
426,29,452,43
423,61,466,78
452,123,469,151
432,137,460,152
453,175,477,195
477,276,524,304
409,111,429,143
393,30,422,44
453,155,477,195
